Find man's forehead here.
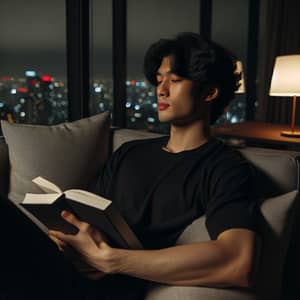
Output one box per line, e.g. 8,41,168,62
156,69,172,76
157,56,172,73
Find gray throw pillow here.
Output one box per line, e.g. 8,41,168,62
1,112,110,203
146,190,298,300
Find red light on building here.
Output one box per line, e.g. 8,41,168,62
29,79,38,85
1,76,9,81
130,80,136,86
41,75,52,82
17,87,28,93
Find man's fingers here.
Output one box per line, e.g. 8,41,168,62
49,229,72,243
61,210,83,228
61,210,91,232
49,233,67,251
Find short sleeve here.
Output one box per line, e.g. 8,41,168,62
205,158,258,240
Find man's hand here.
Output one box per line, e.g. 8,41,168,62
49,231,105,280
49,210,116,276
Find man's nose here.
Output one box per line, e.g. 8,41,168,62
157,80,169,97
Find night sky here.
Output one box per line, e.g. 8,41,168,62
0,0,249,79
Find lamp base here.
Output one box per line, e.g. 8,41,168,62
281,131,300,137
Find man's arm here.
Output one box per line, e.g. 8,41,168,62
108,228,256,287
50,212,257,288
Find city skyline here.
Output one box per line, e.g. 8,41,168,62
0,69,246,132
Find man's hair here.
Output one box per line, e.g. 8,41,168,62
143,32,241,124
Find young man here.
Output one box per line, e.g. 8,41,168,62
0,33,258,300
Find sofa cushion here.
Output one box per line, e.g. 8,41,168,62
145,190,298,300
255,190,298,299
1,112,110,203
112,128,163,152
146,284,256,300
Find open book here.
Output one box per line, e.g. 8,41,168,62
21,176,143,250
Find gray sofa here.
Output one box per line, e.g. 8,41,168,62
0,125,299,300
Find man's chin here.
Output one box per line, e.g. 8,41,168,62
157,115,171,123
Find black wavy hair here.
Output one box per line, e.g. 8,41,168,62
143,32,241,124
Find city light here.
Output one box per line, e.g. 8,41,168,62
29,79,38,85
17,87,28,93
147,117,155,123
25,70,36,77
1,72,69,124
41,75,52,82
134,113,142,118
231,116,238,123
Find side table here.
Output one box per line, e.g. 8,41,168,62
212,121,300,151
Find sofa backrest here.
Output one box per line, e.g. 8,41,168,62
239,147,299,197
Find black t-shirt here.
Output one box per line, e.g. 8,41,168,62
95,136,257,249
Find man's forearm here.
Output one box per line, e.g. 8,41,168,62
105,229,255,287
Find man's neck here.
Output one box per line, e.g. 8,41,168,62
163,120,210,153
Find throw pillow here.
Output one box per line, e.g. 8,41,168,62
1,111,110,203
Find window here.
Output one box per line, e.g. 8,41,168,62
211,0,249,124
127,0,199,133
1,1,259,128
90,0,113,117
0,0,67,125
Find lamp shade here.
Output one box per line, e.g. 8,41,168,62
235,60,246,94
269,55,300,96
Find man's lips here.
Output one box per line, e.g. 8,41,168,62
158,103,170,111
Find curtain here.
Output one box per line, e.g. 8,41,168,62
256,0,300,124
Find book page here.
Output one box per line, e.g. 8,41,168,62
65,190,111,210
32,176,62,194
23,193,62,204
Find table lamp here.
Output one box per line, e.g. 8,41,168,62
269,55,300,137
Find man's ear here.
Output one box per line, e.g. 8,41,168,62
204,87,219,102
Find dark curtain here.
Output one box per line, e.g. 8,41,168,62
256,0,300,124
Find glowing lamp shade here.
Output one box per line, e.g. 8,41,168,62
269,55,300,137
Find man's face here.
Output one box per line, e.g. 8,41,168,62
156,56,205,125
